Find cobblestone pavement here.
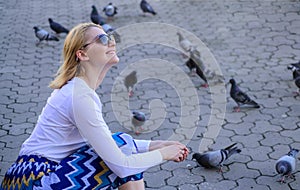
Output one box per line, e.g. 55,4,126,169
1,0,300,189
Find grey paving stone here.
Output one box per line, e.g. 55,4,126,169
236,177,270,190
144,170,171,188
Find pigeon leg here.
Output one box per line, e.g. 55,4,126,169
288,173,295,179
293,91,299,96
201,83,209,88
217,165,224,173
128,87,134,97
135,126,144,135
277,175,286,184
233,106,240,112
129,90,134,97
35,40,41,46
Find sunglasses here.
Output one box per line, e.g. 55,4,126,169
81,33,115,49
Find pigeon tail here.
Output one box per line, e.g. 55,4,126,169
247,100,260,108
227,146,242,158
224,143,241,158
47,34,59,41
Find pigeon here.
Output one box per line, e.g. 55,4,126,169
287,61,300,71
124,71,137,97
275,146,299,183
103,2,118,19
291,67,300,95
91,5,105,25
101,23,121,43
177,32,194,53
33,26,59,45
192,143,241,173
131,111,146,135
48,18,69,35
185,58,208,88
229,78,260,112
140,0,156,15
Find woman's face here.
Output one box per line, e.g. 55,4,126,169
84,27,119,67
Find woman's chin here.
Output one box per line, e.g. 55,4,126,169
107,55,119,65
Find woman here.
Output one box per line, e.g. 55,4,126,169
1,23,189,190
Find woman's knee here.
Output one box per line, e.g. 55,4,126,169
118,179,145,190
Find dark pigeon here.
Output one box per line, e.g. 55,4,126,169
131,111,146,135
275,146,299,183
287,61,300,71
190,49,211,87
192,143,241,173
229,78,260,112
91,5,105,25
48,18,69,34
124,71,137,97
103,2,118,18
33,26,59,45
185,58,208,88
291,67,300,95
140,0,156,15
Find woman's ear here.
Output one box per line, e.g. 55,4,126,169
76,50,89,62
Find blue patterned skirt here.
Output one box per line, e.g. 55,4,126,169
1,132,143,190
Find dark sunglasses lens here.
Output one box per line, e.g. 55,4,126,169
98,35,109,45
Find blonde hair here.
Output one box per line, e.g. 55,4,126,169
49,23,102,89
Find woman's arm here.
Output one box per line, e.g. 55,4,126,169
72,90,163,178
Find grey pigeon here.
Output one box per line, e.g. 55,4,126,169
229,78,260,112
101,23,121,43
48,18,69,34
33,26,59,45
192,143,241,173
275,146,299,183
140,0,156,15
124,71,137,97
103,2,118,19
131,111,146,135
91,5,105,25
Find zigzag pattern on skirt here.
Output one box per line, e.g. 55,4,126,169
50,145,115,189
1,132,143,190
0,155,58,190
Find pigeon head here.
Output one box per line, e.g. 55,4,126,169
33,26,39,32
177,32,183,39
48,18,53,23
132,111,146,122
192,153,202,160
229,78,236,85
129,70,137,77
91,5,98,13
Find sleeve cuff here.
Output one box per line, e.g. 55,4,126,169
134,139,151,153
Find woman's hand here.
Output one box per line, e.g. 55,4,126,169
158,143,189,162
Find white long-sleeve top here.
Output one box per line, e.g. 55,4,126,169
19,77,163,178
